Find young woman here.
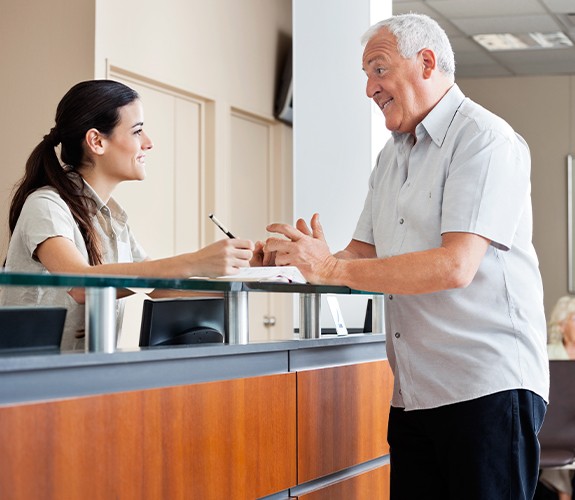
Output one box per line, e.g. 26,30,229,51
2,80,254,350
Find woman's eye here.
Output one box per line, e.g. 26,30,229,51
134,129,143,135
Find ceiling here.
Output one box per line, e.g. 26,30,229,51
392,0,575,78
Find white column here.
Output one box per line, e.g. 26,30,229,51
293,0,392,329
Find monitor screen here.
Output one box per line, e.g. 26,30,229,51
139,297,225,347
0,306,66,353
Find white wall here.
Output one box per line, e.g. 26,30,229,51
293,0,391,329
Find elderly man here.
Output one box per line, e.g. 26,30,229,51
266,13,549,500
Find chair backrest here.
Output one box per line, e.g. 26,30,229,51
539,360,575,450
0,306,66,353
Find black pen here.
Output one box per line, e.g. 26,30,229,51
209,213,236,239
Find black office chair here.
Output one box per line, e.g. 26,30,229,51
539,360,575,468
0,306,66,353
139,298,225,347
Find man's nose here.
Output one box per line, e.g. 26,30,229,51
366,78,380,99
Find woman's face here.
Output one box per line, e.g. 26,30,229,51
97,99,153,183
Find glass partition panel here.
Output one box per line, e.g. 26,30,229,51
0,271,383,353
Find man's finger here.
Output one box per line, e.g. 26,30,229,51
264,237,294,253
262,250,276,266
310,213,326,241
266,223,305,242
296,218,312,236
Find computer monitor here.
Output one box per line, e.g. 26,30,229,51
0,306,66,353
139,297,225,347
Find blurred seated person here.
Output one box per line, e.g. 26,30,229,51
539,295,575,499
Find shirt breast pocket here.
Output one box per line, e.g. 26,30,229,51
406,184,444,248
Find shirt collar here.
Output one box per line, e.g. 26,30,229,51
81,179,128,224
418,83,466,147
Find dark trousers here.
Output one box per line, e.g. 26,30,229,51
388,389,547,500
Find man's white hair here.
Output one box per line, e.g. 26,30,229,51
362,13,455,76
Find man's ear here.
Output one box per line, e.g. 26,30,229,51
84,128,106,155
420,48,436,79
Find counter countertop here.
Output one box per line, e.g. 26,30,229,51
0,334,387,405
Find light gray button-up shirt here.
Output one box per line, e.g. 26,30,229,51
353,84,549,410
1,180,147,351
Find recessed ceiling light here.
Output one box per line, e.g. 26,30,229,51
529,31,573,48
473,33,528,51
473,31,573,51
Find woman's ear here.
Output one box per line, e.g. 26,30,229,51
84,128,105,155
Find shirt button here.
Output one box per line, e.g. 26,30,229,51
388,294,393,300
399,218,404,224
399,389,402,395
395,332,400,339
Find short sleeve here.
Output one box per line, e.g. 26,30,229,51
18,189,78,259
441,127,531,251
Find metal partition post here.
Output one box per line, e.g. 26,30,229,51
299,293,321,339
85,287,117,353
224,290,249,344
371,295,385,334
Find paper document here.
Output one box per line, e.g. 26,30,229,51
215,266,307,284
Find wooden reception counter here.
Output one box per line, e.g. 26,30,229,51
0,335,392,500
0,272,391,499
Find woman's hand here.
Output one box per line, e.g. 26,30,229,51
250,240,276,267
190,238,254,277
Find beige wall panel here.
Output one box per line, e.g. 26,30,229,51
458,76,572,316
174,98,204,253
228,111,293,340
95,0,292,118
0,0,95,258
230,112,272,340
112,78,177,259
230,112,271,242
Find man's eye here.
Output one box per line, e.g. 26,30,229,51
375,67,386,75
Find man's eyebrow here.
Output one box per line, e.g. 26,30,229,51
367,56,385,65
362,57,384,72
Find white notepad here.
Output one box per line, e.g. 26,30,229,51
215,266,307,284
